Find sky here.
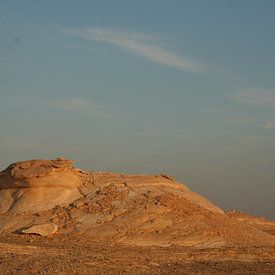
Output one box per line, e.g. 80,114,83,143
1,0,275,219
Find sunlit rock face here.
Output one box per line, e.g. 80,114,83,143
0,158,81,188
0,158,83,214
0,158,275,248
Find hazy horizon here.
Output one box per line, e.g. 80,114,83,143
1,1,275,219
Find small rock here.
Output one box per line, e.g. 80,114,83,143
128,190,137,197
149,262,160,267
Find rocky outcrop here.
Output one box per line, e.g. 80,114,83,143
0,158,83,213
0,157,81,188
0,158,275,248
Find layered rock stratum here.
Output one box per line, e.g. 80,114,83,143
0,158,275,248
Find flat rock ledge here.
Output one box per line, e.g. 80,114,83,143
21,223,58,237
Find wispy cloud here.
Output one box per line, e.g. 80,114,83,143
52,97,94,111
223,117,254,125
237,135,267,146
60,27,203,73
263,121,275,131
51,97,113,118
197,106,227,115
232,87,275,109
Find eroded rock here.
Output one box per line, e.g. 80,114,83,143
0,158,83,213
0,157,81,188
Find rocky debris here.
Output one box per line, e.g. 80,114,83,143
0,158,275,248
21,223,58,237
160,174,174,181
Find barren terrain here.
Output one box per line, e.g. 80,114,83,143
1,234,275,274
0,158,274,274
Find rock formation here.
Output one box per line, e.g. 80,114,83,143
0,158,275,248
21,223,58,237
0,158,82,213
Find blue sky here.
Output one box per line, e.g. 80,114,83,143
1,1,275,218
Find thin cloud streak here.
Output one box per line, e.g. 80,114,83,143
51,97,114,118
197,106,227,115
60,27,203,73
263,121,275,131
232,87,275,109
52,97,95,112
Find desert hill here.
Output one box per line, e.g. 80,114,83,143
0,158,275,248
227,210,275,237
